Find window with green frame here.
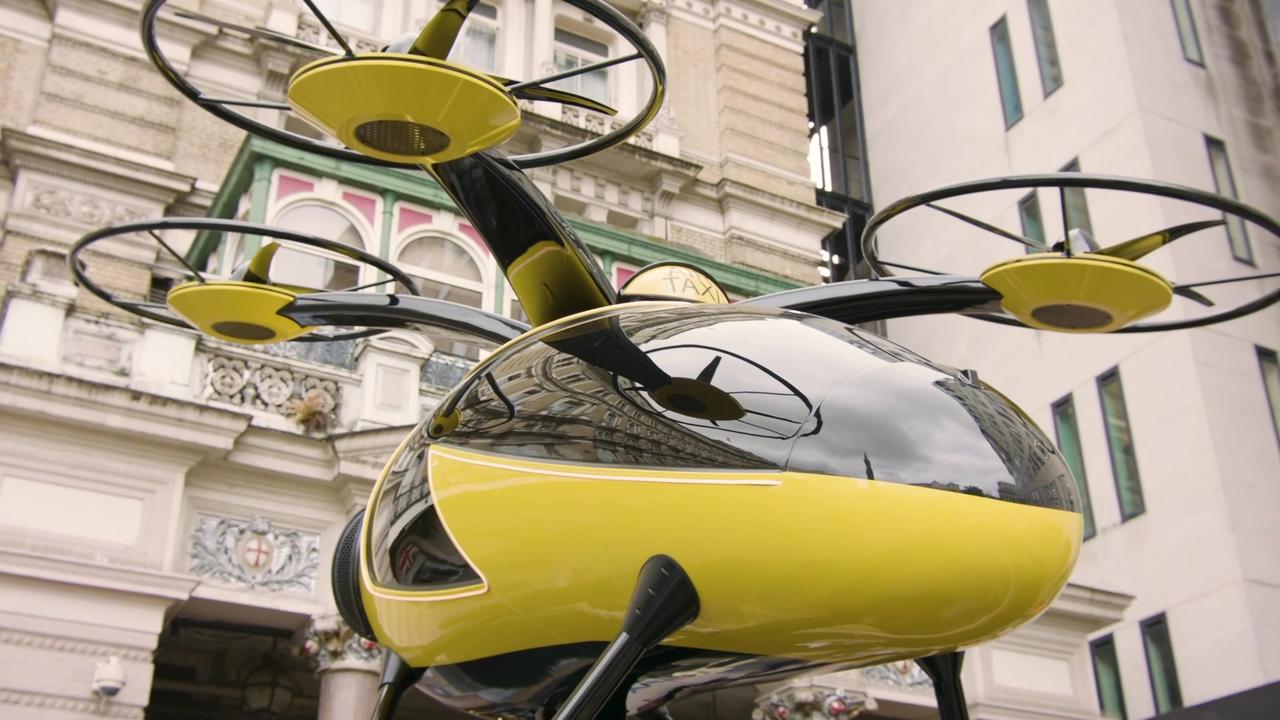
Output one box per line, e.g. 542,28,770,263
1061,158,1094,237
1090,634,1128,719
1097,369,1145,520
1205,136,1253,264
1027,0,1063,95
990,16,1024,128
1141,614,1183,713
1259,347,1280,450
1171,0,1205,66
1019,191,1046,255
1052,395,1096,538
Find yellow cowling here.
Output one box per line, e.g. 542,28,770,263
167,281,311,344
288,54,520,165
981,253,1173,332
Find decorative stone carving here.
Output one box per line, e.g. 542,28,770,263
302,615,383,672
752,686,876,720
639,0,671,26
23,185,149,227
189,514,320,592
204,353,339,431
860,660,934,690
296,18,381,54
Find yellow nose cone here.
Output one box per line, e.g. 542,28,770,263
980,253,1173,332
167,281,311,345
288,54,521,165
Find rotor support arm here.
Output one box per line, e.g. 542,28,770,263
279,291,530,345
428,153,618,327
551,555,700,720
740,276,1003,325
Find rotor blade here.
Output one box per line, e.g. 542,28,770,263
696,356,722,384
493,79,618,115
198,97,293,110
148,231,206,284
1176,270,1280,290
172,10,339,55
411,0,479,59
880,260,947,275
1096,219,1227,261
505,53,642,94
925,203,1047,251
1172,285,1215,307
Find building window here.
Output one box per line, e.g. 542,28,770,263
1052,395,1096,539
1259,347,1280,449
1141,614,1183,713
1061,158,1095,237
314,0,375,32
1205,136,1253,264
553,29,611,105
990,16,1024,128
1090,635,1128,719
396,236,485,309
1027,0,1063,95
271,204,366,291
452,1,499,73
1098,369,1145,521
1171,0,1205,66
1018,191,1046,254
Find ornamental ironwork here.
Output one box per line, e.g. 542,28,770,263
302,615,383,672
204,353,340,431
189,515,320,593
860,660,934,690
752,686,875,720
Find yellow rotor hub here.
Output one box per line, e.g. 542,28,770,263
167,281,311,345
980,253,1173,333
288,54,520,164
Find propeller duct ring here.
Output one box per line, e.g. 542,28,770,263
862,172,1280,333
141,0,665,170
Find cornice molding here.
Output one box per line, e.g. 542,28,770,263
1,126,194,204
0,629,153,662
0,362,251,453
0,547,199,602
714,179,846,231
0,689,143,719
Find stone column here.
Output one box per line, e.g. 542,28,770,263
304,615,385,720
531,0,556,84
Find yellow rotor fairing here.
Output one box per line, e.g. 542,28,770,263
288,54,520,164
167,281,311,345
361,445,1081,668
507,240,614,326
980,253,1173,333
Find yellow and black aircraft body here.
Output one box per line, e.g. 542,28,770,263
290,140,1089,719
337,297,1083,718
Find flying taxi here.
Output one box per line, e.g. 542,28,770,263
63,0,1280,718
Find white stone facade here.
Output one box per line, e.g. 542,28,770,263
853,0,1280,717
0,0,1171,718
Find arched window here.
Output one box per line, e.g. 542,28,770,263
452,1,500,73
270,204,366,292
313,0,376,32
396,235,485,309
397,235,487,358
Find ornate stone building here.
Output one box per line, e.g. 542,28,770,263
0,0,1130,718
